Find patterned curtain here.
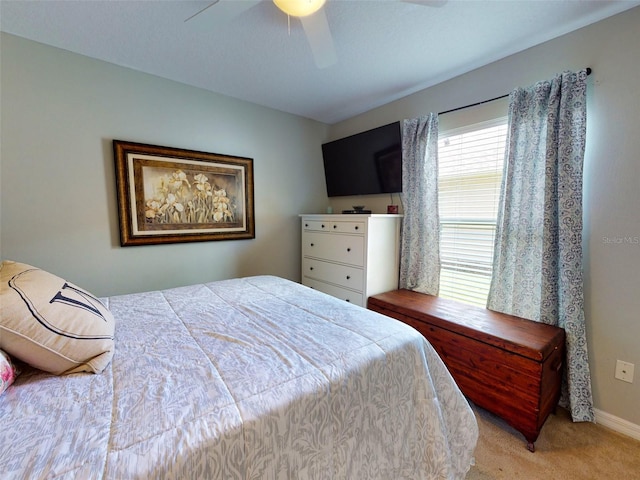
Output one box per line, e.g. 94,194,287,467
487,70,594,422
399,114,440,295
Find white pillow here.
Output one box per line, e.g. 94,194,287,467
0,261,115,375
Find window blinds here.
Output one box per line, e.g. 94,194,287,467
438,118,507,306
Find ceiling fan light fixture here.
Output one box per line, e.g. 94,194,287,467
273,0,326,18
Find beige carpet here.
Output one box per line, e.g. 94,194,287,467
466,404,640,480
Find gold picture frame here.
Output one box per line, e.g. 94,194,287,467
113,140,255,246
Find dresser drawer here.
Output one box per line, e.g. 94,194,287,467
302,258,364,291
303,220,366,234
302,232,365,266
303,278,364,307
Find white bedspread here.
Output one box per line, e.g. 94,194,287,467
0,276,477,479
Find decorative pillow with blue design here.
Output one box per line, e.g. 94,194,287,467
0,261,115,375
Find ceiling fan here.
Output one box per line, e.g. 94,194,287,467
185,0,446,69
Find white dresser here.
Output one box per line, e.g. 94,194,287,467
300,214,402,307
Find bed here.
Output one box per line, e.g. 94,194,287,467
1,271,477,479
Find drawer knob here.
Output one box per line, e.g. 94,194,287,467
305,223,309,227
321,224,325,228
355,226,359,230
346,275,351,280
310,243,314,247
333,225,337,229
310,267,314,271
347,248,351,252
345,299,351,302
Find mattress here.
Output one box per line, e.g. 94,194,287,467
0,275,477,479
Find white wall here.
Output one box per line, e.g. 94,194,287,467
329,7,640,429
0,33,329,296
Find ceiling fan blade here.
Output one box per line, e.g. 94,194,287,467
300,9,337,69
402,0,447,7
184,1,220,23
185,0,261,27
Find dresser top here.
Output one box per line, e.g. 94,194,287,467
299,214,403,218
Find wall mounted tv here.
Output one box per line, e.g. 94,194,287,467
322,121,402,197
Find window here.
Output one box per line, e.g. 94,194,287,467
438,118,507,306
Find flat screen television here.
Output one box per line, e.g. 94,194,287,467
322,121,402,197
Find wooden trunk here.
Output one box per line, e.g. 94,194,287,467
367,289,565,452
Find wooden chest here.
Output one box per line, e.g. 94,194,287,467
367,290,565,452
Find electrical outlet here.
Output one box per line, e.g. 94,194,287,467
615,360,635,383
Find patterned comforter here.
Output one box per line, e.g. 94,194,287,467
0,276,477,479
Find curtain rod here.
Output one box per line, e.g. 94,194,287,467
438,67,592,116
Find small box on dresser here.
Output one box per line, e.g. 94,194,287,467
300,214,402,307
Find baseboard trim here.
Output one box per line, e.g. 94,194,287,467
594,408,640,441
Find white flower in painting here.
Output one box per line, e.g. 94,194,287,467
194,173,212,199
165,193,184,212
209,188,231,222
145,199,163,219
168,170,190,191
194,173,208,184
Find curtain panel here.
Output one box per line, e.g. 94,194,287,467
399,114,441,295
487,70,594,422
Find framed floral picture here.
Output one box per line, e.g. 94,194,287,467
113,140,255,246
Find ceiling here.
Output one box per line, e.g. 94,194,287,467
2,0,639,124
